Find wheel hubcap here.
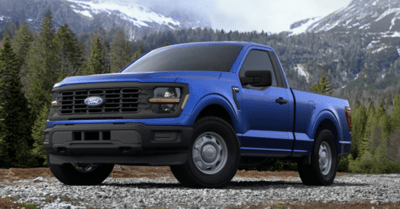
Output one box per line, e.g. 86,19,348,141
192,131,228,175
319,142,332,175
202,144,217,162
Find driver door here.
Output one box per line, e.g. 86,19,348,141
237,49,294,157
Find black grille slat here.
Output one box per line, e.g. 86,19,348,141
74,96,87,100
121,98,140,103
104,104,121,108
121,88,140,93
121,108,139,111
61,101,73,105
88,109,103,113
61,96,74,101
88,89,105,95
105,94,121,99
62,91,74,96
58,88,143,115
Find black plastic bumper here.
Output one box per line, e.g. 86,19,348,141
44,123,192,165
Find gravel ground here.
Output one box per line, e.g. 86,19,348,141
1,174,400,209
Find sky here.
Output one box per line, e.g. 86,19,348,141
106,0,353,33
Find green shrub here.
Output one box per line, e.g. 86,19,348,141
266,161,298,171
348,149,400,174
20,203,39,209
348,151,374,174
337,155,350,172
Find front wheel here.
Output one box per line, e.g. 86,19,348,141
298,129,337,186
170,116,240,188
49,163,114,185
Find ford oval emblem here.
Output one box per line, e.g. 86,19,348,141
84,96,104,106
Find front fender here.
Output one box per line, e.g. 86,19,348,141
310,110,343,155
187,94,240,132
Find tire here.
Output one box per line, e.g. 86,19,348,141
297,129,337,186
49,163,114,185
170,116,240,188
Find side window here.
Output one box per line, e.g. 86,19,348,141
239,50,277,89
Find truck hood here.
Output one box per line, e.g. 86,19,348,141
56,71,222,87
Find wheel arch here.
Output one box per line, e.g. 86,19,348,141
311,110,342,155
188,94,239,132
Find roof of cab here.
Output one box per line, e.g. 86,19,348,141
160,41,274,51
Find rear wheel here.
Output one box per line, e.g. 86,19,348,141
297,129,337,186
170,116,240,188
49,163,114,185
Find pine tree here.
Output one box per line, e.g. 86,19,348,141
104,39,111,73
360,101,376,158
161,39,170,47
0,70,7,167
31,104,50,166
10,22,34,85
350,103,367,159
110,29,131,73
309,71,331,94
369,102,390,156
391,94,400,131
131,43,145,61
24,9,59,118
55,23,83,79
354,99,361,110
85,36,106,75
370,101,390,149
0,36,37,168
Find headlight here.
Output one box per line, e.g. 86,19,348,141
149,87,182,113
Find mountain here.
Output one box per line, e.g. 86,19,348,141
289,17,322,35
0,0,211,40
282,0,400,109
291,0,400,35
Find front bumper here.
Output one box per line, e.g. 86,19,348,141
44,123,192,165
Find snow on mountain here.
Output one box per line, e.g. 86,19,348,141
0,0,211,40
341,73,359,89
66,0,181,29
294,64,310,83
289,17,321,35
307,0,400,33
290,0,400,35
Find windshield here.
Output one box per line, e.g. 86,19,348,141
121,44,243,73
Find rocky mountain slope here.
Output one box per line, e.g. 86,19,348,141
291,0,400,35
284,0,400,106
0,0,211,40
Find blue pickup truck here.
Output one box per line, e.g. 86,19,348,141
44,41,352,188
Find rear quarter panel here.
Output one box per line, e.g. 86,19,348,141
291,89,351,157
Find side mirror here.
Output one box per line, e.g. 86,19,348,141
240,70,272,87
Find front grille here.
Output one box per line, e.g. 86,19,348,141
58,88,142,115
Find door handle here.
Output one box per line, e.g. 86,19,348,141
276,97,288,104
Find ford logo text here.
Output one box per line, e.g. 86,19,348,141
84,96,104,106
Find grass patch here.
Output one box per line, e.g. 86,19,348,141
20,203,39,209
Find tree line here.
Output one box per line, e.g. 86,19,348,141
0,10,400,175
0,10,153,167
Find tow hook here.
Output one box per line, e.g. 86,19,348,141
58,148,70,155
121,147,135,155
